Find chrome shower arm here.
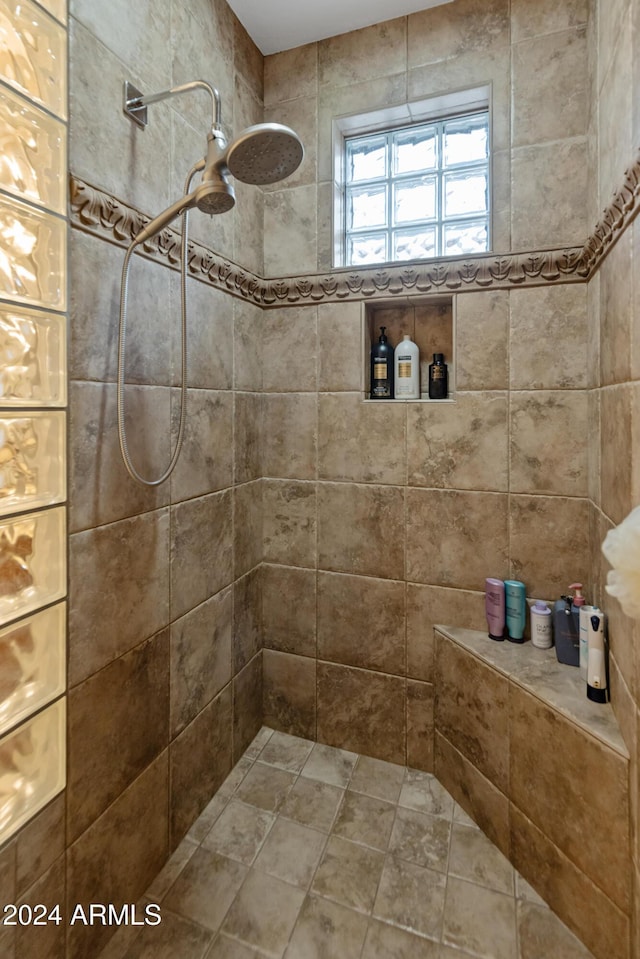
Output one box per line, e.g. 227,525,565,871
123,79,222,133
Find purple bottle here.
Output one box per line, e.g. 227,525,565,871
485,578,505,641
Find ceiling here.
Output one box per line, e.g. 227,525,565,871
226,0,455,55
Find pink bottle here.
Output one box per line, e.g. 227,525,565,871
485,578,505,641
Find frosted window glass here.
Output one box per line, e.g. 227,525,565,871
444,219,489,256
0,698,65,844
394,178,436,224
347,185,386,230
0,195,66,309
348,233,387,265
0,306,65,406
0,603,65,735
393,127,436,174
393,227,436,261
444,171,488,217
0,411,65,514
343,109,489,266
0,85,66,213
0,506,65,624
443,115,488,166
0,0,67,118
346,135,386,182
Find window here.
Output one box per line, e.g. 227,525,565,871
333,89,491,268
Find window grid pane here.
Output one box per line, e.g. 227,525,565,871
344,111,489,266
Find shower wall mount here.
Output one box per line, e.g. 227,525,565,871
121,78,304,232
117,79,304,487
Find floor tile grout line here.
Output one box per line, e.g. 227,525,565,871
121,729,597,959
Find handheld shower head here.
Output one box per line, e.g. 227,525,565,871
193,176,235,215
133,174,234,244
224,122,304,185
133,131,235,243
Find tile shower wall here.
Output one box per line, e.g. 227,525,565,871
261,0,592,769
6,1,634,958
65,2,265,957
586,0,640,953
263,0,590,276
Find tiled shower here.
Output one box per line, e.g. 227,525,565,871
0,0,639,958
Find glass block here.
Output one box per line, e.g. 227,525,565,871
347,232,387,266
394,227,436,260
0,697,65,844
0,603,65,736
0,0,67,119
444,219,489,256
0,195,66,309
443,114,488,167
444,171,488,218
347,185,387,230
33,0,67,26
0,306,65,406
0,506,65,624
0,411,65,515
0,85,66,213
393,126,436,174
346,135,387,183
394,177,436,224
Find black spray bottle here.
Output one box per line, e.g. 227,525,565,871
370,326,394,399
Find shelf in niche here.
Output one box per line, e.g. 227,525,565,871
363,295,455,402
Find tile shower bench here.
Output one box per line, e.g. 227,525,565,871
433,625,630,959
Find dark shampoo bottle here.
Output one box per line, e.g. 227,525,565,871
428,353,448,399
370,326,394,398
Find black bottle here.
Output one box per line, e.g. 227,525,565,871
370,326,394,399
428,353,448,399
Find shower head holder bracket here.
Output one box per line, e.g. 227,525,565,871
123,79,222,133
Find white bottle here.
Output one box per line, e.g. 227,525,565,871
394,334,420,399
587,610,608,703
530,600,552,649
578,605,597,680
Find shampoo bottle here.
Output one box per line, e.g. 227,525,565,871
578,605,597,680
485,578,505,641
504,580,526,643
586,610,608,703
370,326,394,399
394,334,420,399
553,584,583,666
428,353,448,399
530,600,552,649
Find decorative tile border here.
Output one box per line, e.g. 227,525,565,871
70,152,640,305
69,177,265,302
260,250,587,304
581,147,640,273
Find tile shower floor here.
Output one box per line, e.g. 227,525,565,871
101,728,596,959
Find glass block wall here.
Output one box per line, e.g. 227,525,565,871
0,0,67,843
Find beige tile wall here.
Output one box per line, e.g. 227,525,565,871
264,0,591,275
261,2,639,949
56,2,266,957
261,280,592,764
433,629,631,959
11,2,634,958
588,0,640,949
260,0,594,775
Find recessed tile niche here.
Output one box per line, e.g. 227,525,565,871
363,296,455,401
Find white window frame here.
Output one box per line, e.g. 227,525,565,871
332,85,492,268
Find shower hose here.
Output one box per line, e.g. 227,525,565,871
117,164,200,486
